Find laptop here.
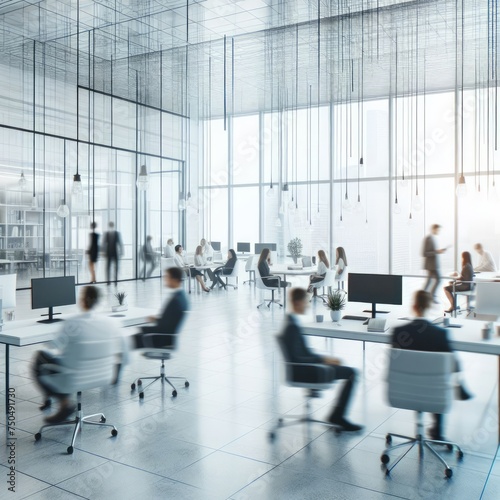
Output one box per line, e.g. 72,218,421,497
302,256,312,268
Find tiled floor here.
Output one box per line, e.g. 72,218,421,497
0,276,499,499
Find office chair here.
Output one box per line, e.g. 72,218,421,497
335,266,348,290
243,255,256,285
256,274,283,308
224,259,240,289
310,269,336,302
381,349,463,479
131,334,189,399
454,281,475,318
34,339,118,455
268,335,342,441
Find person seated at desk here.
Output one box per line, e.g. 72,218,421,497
173,244,210,292
200,238,214,261
195,245,217,286
474,243,497,272
32,286,128,424
211,249,237,289
133,267,189,349
164,238,175,258
335,246,348,280
257,248,290,289
392,290,472,441
307,249,329,295
280,288,363,431
444,251,473,313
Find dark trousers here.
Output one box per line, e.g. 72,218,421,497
32,351,68,399
142,258,156,279
424,269,441,297
329,365,357,419
133,332,173,349
107,255,119,284
212,267,226,287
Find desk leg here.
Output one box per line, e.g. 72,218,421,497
5,344,9,439
498,356,500,442
283,274,287,309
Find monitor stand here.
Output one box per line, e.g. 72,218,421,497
363,303,390,318
37,307,63,324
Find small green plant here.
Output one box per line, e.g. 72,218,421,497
326,290,346,311
114,291,127,305
287,237,303,262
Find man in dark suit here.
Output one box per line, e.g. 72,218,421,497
392,290,470,441
133,267,188,349
103,221,123,285
422,224,447,303
279,288,362,432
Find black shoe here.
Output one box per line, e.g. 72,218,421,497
39,399,52,411
456,384,473,401
328,416,363,432
44,404,76,424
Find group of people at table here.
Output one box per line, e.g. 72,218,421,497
423,224,497,313
163,237,350,295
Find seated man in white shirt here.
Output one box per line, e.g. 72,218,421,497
32,286,128,423
474,243,497,272
164,238,175,258
201,238,214,261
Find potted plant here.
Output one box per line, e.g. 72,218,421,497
326,290,346,322
287,237,303,264
112,291,128,312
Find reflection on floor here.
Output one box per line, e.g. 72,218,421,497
0,277,499,499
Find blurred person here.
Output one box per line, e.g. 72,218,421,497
443,251,473,313
86,221,99,283
133,267,189,348
164,238,175,258
474,243,497,272
141,235,158,280
392,290,472,441
103,221,123,285
422,224,447,303
173,244,210,292
201,238,214,261
334,247,348,280
32,286,128,423
280,288,363,432
307,250,330,296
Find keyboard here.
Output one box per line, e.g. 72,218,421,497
342,315,369,321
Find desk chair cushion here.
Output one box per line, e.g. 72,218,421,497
388,349,454,414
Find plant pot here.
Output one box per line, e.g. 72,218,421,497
112,304,128,312
330,310,341,322
292,256,298,264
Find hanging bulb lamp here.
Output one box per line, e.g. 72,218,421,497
456,174,467,198
72,172,83,196
56,199,69,218
136,165,149,191
18,172,27,190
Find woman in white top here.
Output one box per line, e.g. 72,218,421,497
307,250,329,295
335,246,348,279
174,244,210,292
195,245,217,286
164,239,175,258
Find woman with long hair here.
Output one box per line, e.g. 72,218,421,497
173,244,210,292
211,249,238,289
444,251,473,313
307,250,330,294
257,248,290,289
335,246,348,279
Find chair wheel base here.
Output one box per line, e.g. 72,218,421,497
185,381,189,387
445,468,453,478
111,429,118,437
172,390,177,397
268,432,276,442
131,383,136,391
381,454,390,464
139,392,144,399
67,446,74,455
34,432,41,441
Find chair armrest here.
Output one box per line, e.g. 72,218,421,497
140,333,176,349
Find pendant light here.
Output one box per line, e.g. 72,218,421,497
456,0,467,198
136,164,149,191
18,171,27,190
57,140,69,218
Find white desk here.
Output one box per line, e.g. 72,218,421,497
302,317,500,439
272,265,316,308
0,307,155,433
474,272,500,282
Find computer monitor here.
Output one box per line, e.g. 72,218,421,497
210,241,221,251
348,273,403,318
475,282,500,318
0,274,17,310
237,242,251,253
255,243,277,255
31,276,76,323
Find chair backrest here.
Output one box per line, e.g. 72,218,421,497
227,259,240,277
245,255,254,271
475,281,500,316
312,269,336,289
40,338,116,394
387,349,454,414
256,273,278,291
